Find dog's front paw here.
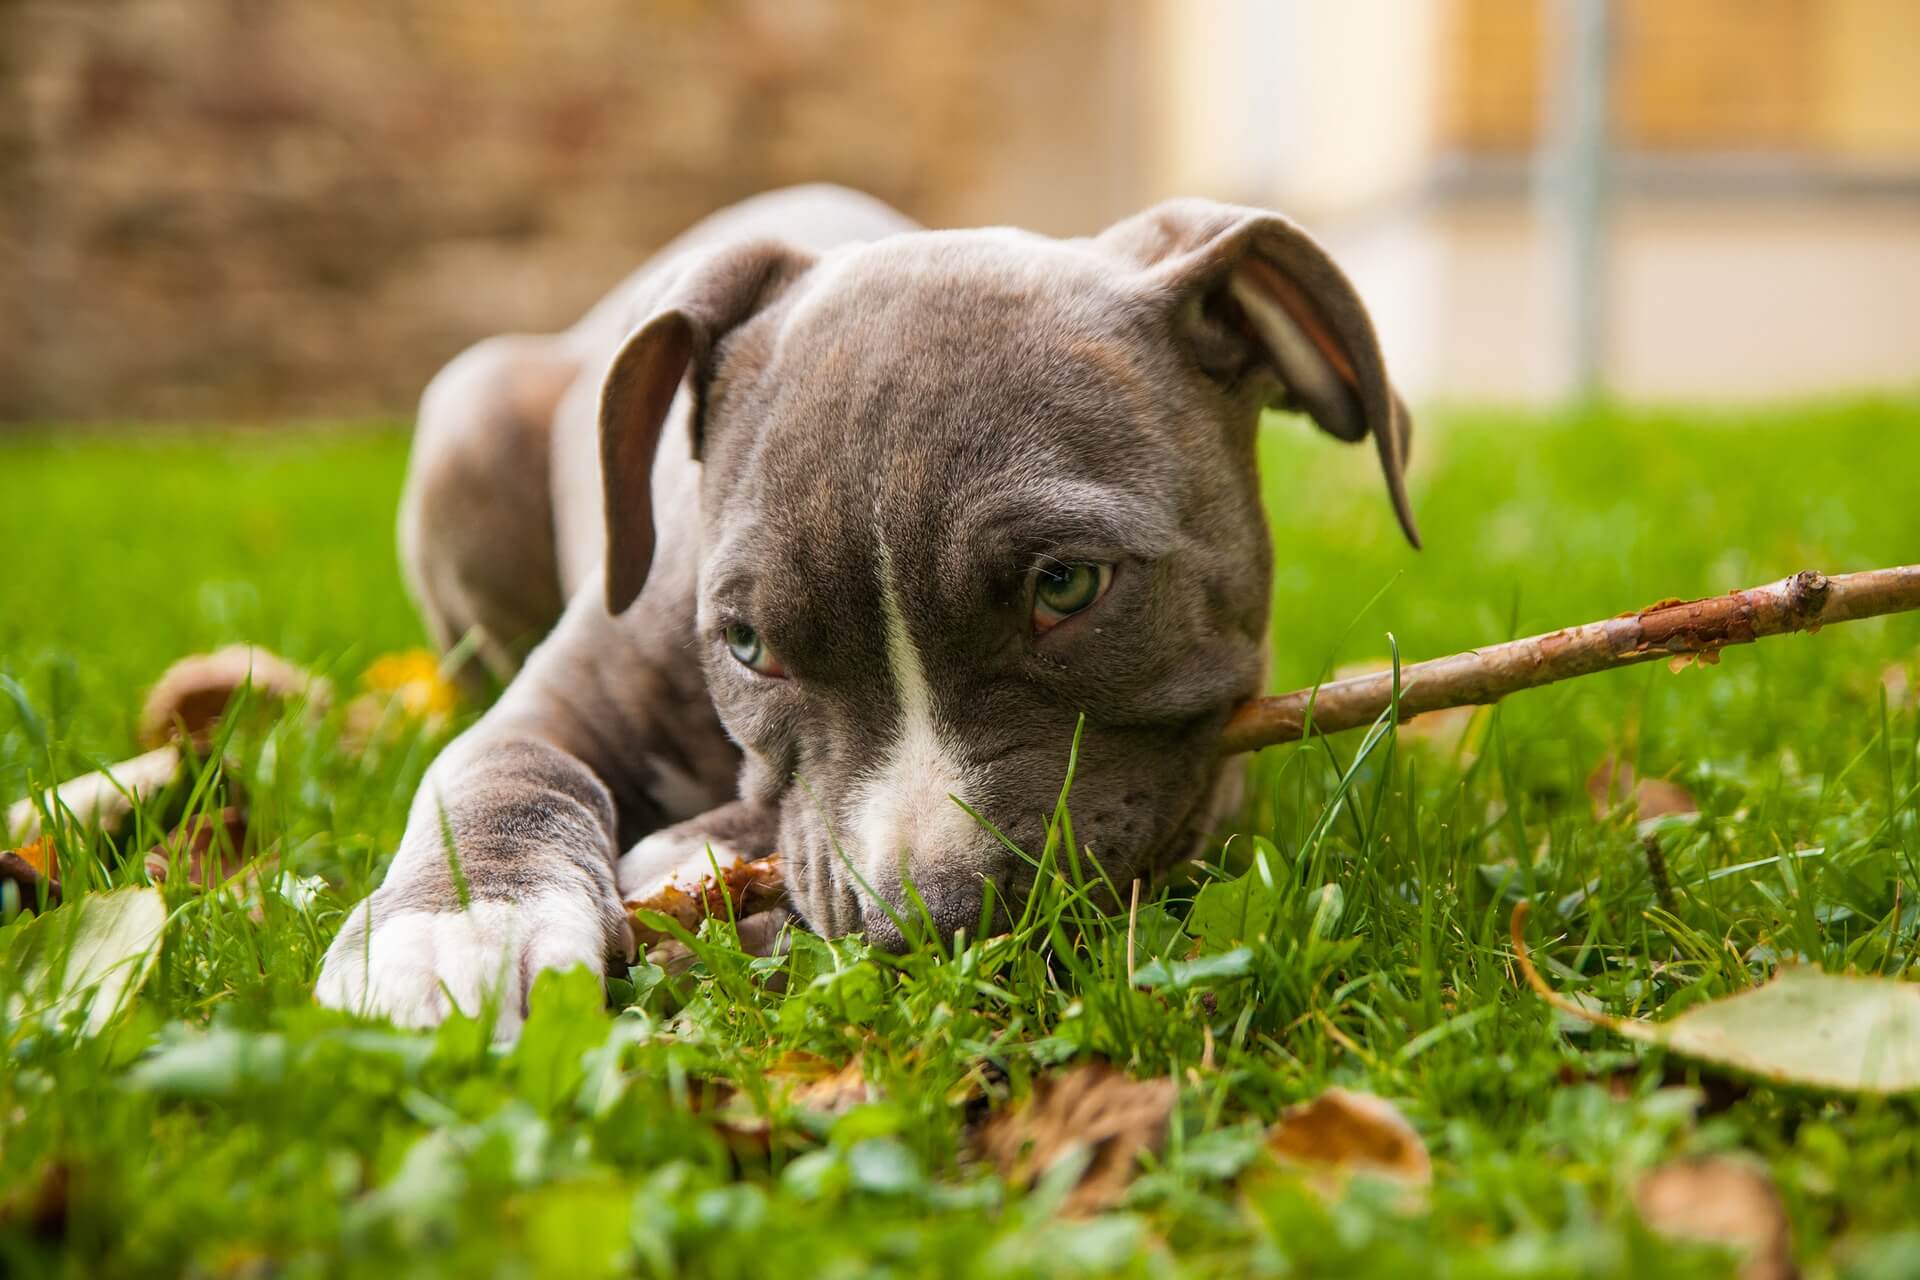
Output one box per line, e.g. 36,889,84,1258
315,887,626,1040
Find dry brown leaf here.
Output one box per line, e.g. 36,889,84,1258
1634,1157,1794,1280
626,854,785,946
139,646,326,749
1262,1087,1431,1204
1587,756,1697,823
144,807,260,888
975,1061,1176,1215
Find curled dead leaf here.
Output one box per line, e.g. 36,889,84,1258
1587,755,1697,823
1634,1156,1794,1280
139,646,326,750
625,853,786,947
974,1061,1176,1215
1261,1087,1431,1204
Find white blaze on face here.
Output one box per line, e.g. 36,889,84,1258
851,539,980,885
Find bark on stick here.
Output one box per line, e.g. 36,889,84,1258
1218,565,1920,757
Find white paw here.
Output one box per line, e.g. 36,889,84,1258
617,827,748,902
315,892,609,1041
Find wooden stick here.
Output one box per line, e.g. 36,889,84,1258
1220,565,1920,756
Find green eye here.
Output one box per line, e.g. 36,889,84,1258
1033,561,1112,629
723,622,784,676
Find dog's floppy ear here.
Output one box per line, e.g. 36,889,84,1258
599,240,814,614
1099,199,1420,548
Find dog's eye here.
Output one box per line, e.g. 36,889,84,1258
1032,561,1112,631
723,622,785,676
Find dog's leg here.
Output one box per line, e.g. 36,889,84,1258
312,730,629,1042
316,588,738,1039
400,334,581,691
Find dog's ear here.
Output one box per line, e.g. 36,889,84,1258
599,240,814,614
1098,199,1420,548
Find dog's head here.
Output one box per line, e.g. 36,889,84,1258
599,199,1416,946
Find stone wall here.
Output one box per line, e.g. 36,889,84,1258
2,0,1143,423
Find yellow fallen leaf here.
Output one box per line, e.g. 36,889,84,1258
344,651,463,746
361,650,460,723
11,838,53,878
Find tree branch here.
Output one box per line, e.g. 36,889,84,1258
1219,565,1920,756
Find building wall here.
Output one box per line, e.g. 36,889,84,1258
1442,0,1920,157
1,0,1142,423
6,0,1917,423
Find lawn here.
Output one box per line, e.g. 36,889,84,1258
2,400,1918,1278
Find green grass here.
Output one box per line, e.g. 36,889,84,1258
3,400,1918,1278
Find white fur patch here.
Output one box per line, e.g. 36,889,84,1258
313,893,606,1043
849,540,980,883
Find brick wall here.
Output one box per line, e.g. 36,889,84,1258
2,0,1141,423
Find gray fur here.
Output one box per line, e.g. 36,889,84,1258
316,184,1414,1024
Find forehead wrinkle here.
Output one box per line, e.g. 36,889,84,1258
939,476,1175,570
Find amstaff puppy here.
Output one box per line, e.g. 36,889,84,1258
315,185,1417,1036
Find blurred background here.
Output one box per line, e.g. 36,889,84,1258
3,0,1917,425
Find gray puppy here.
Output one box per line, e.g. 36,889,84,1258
315,185,1416,1036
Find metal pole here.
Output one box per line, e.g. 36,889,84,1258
1539,0,1613,401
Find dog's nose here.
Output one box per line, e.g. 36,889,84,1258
861,909,916,954
860,866,997,953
